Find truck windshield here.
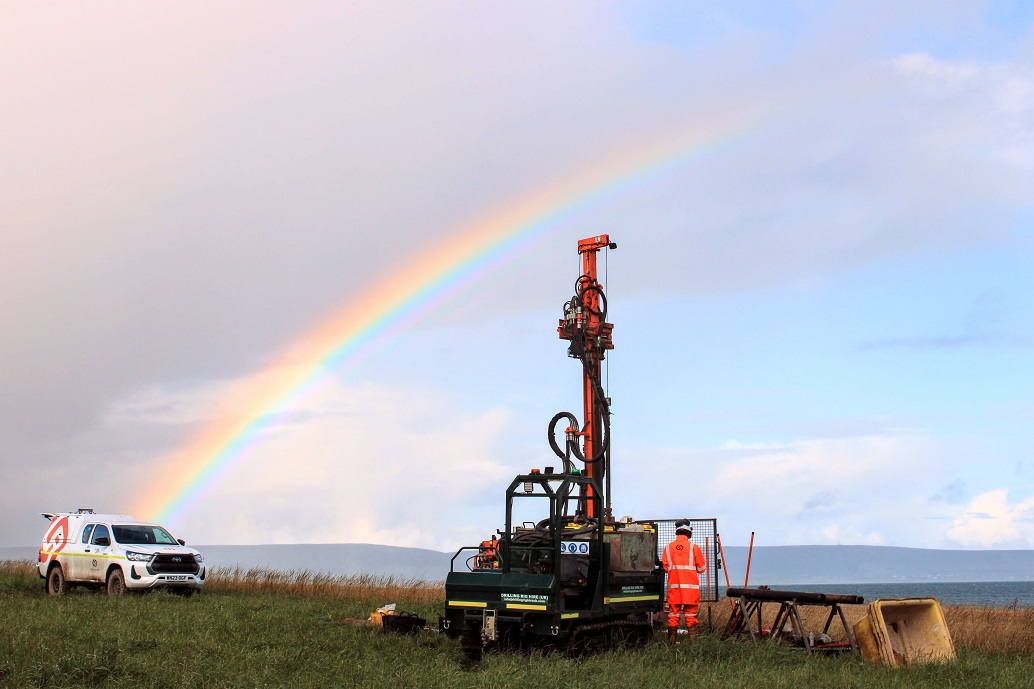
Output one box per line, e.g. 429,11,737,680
112,524,178,545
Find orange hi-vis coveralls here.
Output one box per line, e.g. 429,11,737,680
661,533,706,629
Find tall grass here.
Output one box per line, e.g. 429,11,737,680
3,560,1034,689
694,593,1034,655
698,599,868,637
207,565,444,605
943,602,1034,655
10,558,1034,650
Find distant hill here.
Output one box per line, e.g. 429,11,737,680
720,545,1034,584
198,543,453,580
1,544,452,581
5,543,1033,584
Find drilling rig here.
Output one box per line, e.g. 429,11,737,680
441,235,665,660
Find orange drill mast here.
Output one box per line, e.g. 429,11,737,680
557,234,617,521
444,235,665,662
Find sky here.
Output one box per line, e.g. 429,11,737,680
2,1,1032,552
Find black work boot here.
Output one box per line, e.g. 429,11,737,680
668,627,677,644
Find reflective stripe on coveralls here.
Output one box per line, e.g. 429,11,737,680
661,533,706,628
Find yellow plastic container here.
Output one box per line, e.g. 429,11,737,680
852,598,956,666
369,607,397,630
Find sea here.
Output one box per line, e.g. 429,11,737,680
715,581,1034,608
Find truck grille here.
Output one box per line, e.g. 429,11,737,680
150,554,200,574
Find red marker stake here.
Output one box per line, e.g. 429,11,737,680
744,531,755,588
716,534,734,611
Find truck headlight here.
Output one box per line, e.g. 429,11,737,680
194,554,204,564
125,551,152,562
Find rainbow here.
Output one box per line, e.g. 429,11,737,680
135,111,770,526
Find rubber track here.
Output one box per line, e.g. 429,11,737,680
570,618,654,652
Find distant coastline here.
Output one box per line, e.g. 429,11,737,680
708,581,1034,608
6,543,1033,585
719,545,1034,585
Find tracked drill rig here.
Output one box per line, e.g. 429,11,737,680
441,235,665,660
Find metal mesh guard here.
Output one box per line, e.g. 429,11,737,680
641,518,720,603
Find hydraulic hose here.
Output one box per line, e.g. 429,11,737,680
547,412,580,473
577,282,607,320
552,276,613,467
577,357,611,465
511,516,597,545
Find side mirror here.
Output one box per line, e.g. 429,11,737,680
94,537,111,547
177,539,185,546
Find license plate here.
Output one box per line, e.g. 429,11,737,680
166,575,188,581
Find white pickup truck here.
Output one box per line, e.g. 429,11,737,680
38,508,205,595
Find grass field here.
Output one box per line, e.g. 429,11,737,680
2,560,1033,688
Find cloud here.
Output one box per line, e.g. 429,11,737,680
615,432,958,547
708,436,909,499
126,377,519,551
0,366,526,550
857,290,1033,351
615,50,1033,301
1,3,1032,551
857,333,1030,351
947,489,1034,548
890,51,1034,173
932,479,968,505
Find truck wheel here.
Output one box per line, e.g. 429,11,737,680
46,565,69,595
106,569,126,596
